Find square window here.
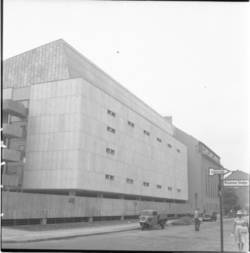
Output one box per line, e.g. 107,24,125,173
107,126,116,134
128,121,135,128
105,174,114,180
107,109,116,117
126,178,134,184
106,148,115,155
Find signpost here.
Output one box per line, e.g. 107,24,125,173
209,167,231,253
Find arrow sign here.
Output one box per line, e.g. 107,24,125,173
209,168,230,176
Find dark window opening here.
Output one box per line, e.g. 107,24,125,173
128,121,135,128
107,109,116,117
105,174,114,180
126,178,134,184
107,126,116,134
106,148,115,155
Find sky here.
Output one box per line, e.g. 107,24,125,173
3,0,250,173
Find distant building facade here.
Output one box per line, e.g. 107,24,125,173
224,170,249,211
2,39,189,223
174,127,220,214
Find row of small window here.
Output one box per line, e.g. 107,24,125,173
107,131,181,153
105,174,181,192
107,109,181,153
106,146,178,156
106,147,180,158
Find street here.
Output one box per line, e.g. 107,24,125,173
2,219,248,252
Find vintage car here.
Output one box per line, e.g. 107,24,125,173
202,212,217,222
139,210,168,230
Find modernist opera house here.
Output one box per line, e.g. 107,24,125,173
2,40,189,222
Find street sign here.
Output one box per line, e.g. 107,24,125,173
224,180,249,187
209,168,230,176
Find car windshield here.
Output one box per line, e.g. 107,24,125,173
141,210,154,215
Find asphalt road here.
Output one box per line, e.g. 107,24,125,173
2,220,248,252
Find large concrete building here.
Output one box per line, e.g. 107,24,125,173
2,39,189,223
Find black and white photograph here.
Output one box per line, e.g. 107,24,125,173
1,0,249,252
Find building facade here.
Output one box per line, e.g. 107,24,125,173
174,127,220,215
2,100,27,188
2,39,189,223
224,170,249,211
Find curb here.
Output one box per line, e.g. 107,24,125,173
3,225,140,244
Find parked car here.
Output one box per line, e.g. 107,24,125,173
139,210,168,230
202,212,217,222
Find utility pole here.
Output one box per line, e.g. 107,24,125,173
218,174,224,253
209,167,230,253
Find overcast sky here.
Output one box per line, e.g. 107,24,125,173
3,0,249,173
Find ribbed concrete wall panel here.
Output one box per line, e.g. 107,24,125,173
3,40,69,89
23,75,188,200
63,44,174,135
3,88,13,99
23,169,78,189
12,87,30,101
3,40,174,135
3,192,190,219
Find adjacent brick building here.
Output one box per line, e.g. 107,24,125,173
174,127,220,215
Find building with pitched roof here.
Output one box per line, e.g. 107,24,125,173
224,170,249,211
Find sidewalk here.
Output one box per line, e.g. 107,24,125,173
2,218,232,244
2,221,140,243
